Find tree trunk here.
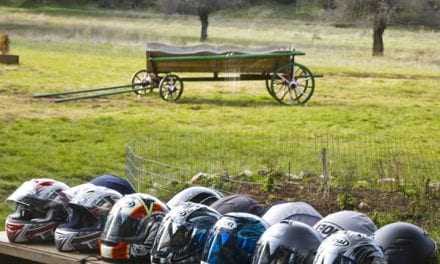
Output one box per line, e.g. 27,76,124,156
372,0,388,56
199,13,209,42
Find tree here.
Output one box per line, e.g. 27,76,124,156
160,0,247,41
372,0,393,56
335,0,399,56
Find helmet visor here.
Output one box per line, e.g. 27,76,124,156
102,208,148,243
202,227,261,263
317,253,357,264
252,240,307,264
62,204,100,231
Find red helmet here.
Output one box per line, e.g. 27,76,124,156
5,179,70,243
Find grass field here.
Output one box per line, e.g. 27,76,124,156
1,5,440,244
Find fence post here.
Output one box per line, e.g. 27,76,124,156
321,148,330,196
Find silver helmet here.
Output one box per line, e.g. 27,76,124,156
313,230,386,264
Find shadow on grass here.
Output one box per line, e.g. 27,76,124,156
177,96,281,108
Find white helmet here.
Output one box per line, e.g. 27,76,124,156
5,179,69,243
54,184,122,252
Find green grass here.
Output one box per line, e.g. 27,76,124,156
0,5,440,245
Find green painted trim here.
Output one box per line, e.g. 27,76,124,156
149,51,305,62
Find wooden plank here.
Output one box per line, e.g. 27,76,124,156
151,57,290,73
181,74,267,82
0,232,107,264
0,55,19,65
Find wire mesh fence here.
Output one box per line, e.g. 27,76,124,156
125,132,440,208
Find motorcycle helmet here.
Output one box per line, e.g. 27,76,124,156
374,222,438,264
151,202,221,263
201,212,269,264
167,186,223,209
100,193,170,262
5,179,70,243
263,202,323,226
210,194,266,216
313,211,377,239
54,184,122,252
90,174,136,195
252,221,322,264
313,230,386,264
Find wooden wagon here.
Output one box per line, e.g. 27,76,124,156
34,43,320,104
132,43,319,105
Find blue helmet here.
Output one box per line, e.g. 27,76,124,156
90,174,135,195
202,212,269,264
150,202,221,263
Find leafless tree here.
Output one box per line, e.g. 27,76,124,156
372,0,395,56
160,0,247,41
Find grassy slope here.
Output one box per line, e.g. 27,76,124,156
0,5,440,242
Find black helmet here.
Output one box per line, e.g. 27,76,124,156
167,186,223,209
313,230,386,264
201,212,269,264
263,202,323,227
374,222,438,264
252,221,322,264
313,211,377,239
151,202,221,263
100,193,169,262
210,194,266,216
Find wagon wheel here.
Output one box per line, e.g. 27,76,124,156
131,69,157,96
159,74,184,102
265,73,275,98
270,63,315,105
